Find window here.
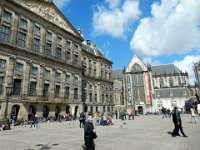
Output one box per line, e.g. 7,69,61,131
31,66,38,75
55,72,61,80
32,38,40,52
74,88,78,99
43,83,49,96
19,18,27,29
0,77,3,94
3,10,11,21
74,44,78,51
89,93,92,102
13,79,21,95
15,63,23,72
29,82,36,96
57,37,62,45
17,32,26,47
55,85,60,97
159,78,164,88
156,92,160,97
65,74,70,81
46,32,52,40
45,43,51,56
169,78,174,87
56,47,61,59
65,86,70,99
65,51,70,62
34,26,40,34
44,70,50,77
66,41,71,48
95,94,97,102
0,25,10,42
183,90,187,96
0,59,6,69
102,94,104,102
74,54,78,64
171,100,177,107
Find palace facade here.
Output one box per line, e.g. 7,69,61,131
0,0,113,120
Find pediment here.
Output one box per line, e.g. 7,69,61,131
126,54,147,72
13,0,81,38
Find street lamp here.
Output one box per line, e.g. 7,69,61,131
3,86,11,130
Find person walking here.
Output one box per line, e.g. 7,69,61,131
190,107,197,123
84,115,96,150
171,106,187,137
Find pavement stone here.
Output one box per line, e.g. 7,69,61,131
0,114,199,150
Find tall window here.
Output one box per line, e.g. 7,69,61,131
44,70,50,78
95,94,97,102
13,79,21,95
65,51,70,62
55,85,60,97
34,26,40,34
74,88,78,99
15,63,23,72
169,78,174,87
56,47,61,59
55,72,61,80
0,59,6,69
46,32,52,40
31,66,38,75
65,86,70,99
0,77,3,94
159,78,164,88
17,32,26,47
3,10,12,22
32,38,40,52
29,82,36,96
0,25,10,42
102,94,104,103
19,18,27,29
45,43,51,56
43,83,49,96
74,54,78,64
89,93,92,102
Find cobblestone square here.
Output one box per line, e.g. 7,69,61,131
0,114,199,150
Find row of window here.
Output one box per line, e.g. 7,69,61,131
156,90,187,97
0,10,79,65
0,58,79,81
153,77,185,88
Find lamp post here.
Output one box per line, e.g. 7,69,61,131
3,86,11,130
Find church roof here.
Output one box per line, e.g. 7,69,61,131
151,64,180,75
112,69,123,79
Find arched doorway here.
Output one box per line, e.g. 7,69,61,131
66,105,70,114
43,105,49,118
55,106,61,118
84,106,88,112
28,105,36,120
138,106,143,114
11,105,20,121
74,106,79,118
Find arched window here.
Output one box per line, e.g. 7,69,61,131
159,78,164,88
169,78,174,87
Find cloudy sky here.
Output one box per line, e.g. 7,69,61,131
53,0,200,84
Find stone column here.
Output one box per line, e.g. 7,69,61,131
10,12,19,45
40,27,46,54
37,63,45,96
50,67,56,101
22,59,32,96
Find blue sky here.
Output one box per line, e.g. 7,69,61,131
53,0,200,84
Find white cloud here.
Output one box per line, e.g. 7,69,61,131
93,0,140,38
174,55,200,84
53,0,70,9
142,57,160,66
130,0,200,56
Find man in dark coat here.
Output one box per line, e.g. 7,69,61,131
172,107,187,137
84,115,96,150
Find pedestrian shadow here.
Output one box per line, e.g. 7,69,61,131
25,143,59,150
167,131,173,135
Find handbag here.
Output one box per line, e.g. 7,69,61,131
92,132,97,139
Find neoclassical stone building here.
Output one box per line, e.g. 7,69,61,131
113,54,189,114
0,0,113,120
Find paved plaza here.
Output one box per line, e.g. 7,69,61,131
0,114,199,150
